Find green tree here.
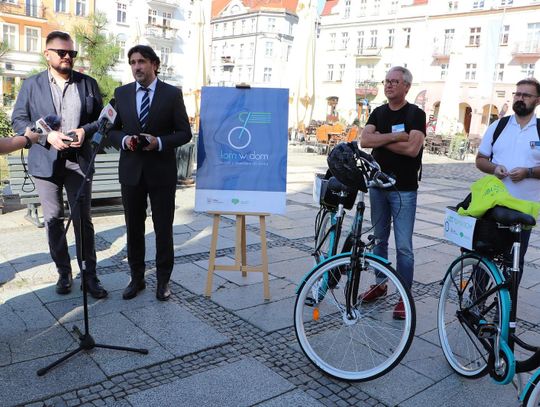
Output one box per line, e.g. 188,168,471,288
74,13,121,101
0,108,14,138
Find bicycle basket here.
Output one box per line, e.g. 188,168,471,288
472,215,515,255
319,176,358,210
327,142,368,192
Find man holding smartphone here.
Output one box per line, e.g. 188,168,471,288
109,45,192,301
11,31,108,298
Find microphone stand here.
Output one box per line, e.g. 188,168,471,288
37,127,148,376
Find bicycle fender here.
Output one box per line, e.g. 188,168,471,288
491,339,516,385
520,370,540,402
362,252,391,265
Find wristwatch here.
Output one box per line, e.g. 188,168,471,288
528,168,534,178
23,135,32,149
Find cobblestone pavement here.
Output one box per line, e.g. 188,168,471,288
1,150,537,407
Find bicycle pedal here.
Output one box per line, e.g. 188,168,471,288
478,322,498,339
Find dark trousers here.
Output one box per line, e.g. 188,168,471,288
34,159,97,278
121,181,176,284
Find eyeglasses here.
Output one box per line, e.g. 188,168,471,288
512,92,538,99
47,49,78,58
382,79,401,86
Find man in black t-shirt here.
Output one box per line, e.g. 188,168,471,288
359,66,426,320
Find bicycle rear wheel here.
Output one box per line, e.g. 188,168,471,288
523,375,540,406
438,254,503,378
294,255,415,381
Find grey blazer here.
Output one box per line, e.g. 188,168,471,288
11,70,103,178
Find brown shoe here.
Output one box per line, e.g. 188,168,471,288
393,299,406,320
358,284,387,303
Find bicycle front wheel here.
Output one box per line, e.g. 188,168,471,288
523,375,540,407
438,254,503,378
294,255,415,381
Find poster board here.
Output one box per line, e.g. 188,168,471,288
195,86,289,214
443,207,476,250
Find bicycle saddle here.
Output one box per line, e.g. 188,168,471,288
484,206,536,227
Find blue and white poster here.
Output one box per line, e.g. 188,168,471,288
195,87,289,214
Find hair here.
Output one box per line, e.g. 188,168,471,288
516,78,540,96
46,31,72,45
388,66,413,85
127,45,161,75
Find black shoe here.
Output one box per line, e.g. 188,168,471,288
56,274,73,295
156,282,171,301
83,277,108,299
122,279,146,300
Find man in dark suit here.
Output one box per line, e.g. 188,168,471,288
11,31,108,298
109,45,192,301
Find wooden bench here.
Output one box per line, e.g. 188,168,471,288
7,152,123,227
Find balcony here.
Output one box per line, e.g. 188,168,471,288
221,56,235,70
432,46,451,60
145,25,177,41
0,3,46,19
355,47,382,58
511,41,540,58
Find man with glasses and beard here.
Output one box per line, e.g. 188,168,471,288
11,31,108,299
476,77,540,279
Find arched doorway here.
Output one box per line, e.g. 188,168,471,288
482,104,499,126
459,103,472,135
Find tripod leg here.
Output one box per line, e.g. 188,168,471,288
94,343,149,354
37,347,84,376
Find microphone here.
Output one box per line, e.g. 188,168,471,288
31,114,61,146
92,99,117,145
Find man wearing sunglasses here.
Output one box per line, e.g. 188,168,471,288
476,77,540,281
11,31,108,299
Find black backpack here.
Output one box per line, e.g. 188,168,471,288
490,116,540,160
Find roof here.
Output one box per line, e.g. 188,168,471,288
321,0,338,16
212,0,299,19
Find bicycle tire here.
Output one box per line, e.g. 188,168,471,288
294,254,415,381
437,254,504,378
523,374,540,406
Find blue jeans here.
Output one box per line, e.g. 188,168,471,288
369,188,418,289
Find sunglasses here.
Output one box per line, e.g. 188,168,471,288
47,49,78,58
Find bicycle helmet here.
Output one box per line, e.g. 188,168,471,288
327,142,368,192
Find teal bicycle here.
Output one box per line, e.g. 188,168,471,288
437,205,540,405
295,142,416,381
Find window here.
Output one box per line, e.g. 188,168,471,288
327,64,334,81
500,25,509,45
161,47,170,66
267,18,276,32
55,0,66,12
521,63,536,77
341,32,349,49
148,9,157,25
250,18,256,33
287,45,291,61
117,40,125,59
390,0,399,14
263,67,272,82
76,0,86,16
469,27,481,46
367,63,375,79
444,28,454,54
344,0,351,18
26,0,38,17
25,27,39,52
494,63,504,81
241,19,246,34
162,12,171,27
500,0,512,5
373,0,380,15
472,1,484,9
369,30,377,48
329,33,336,50
440,63,449,79
2,0,17,3
526,23,540,53
239,43,244,59
265,41,272,57
338,64,345,81
465,63,477,80
359,0,367,16
403,27,411,48
117,2,126,23
249,42,254,57
448,1,458,10
387,29,394,48
232,21,236,35
2,24,17,49
357,31,364,53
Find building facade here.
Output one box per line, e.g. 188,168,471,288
317,0,540,138
209,0,299,87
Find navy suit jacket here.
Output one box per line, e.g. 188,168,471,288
108,79,192,186
11,70,103,178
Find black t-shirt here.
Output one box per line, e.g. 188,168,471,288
367,102,426,191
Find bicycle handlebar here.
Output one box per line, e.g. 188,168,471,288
356,153,396,189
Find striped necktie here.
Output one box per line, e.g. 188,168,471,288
139,87,150,129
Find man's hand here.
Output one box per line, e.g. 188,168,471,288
47,131,71,151
494,164,509,179
141,134,158,151
126,135,139,151
392,132,409,143
24,127,40,144
508,167,527,182
68,128,85,148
